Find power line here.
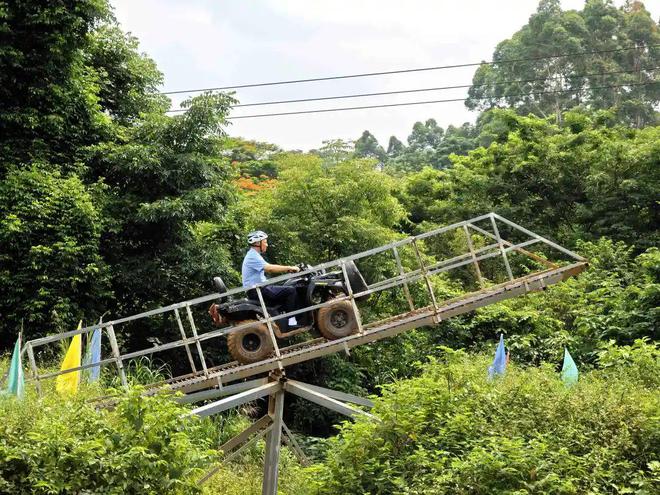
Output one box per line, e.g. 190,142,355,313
224,81,657,119
160,44,659,95
165,67,658,113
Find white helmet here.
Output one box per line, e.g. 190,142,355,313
247,230,268,245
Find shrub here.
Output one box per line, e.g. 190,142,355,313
313,347,660,494
0,387,215,494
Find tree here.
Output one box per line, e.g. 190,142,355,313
385,120,478,172
398,109,660,251
386,136,404,157
85,23,168,122
310,139,354,166
248,153,404,265
407,118,444,150
87,92,241,346
0,1,242,347
434,123,478,168
0,166,110,341
354,130,386,162
0,0,113,173
466,0,660,126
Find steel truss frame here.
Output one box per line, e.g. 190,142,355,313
186,371,374,494
22,212,586,393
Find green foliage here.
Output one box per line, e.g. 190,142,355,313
596,338,660,389
85,23,168,122
354,130,386,162
248,154,404,264
0,0,112,171
202,457,310,495
0,1,243,348
107,356,171,387
0,166,110,342
384,120,478,173
88,91,240,328
398,110,659,250
309,139,355,167
313,347,660,494
0,387,215,494
386,135,405,157
223,137,281,180
466,0,660,126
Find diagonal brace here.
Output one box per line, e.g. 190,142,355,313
282,422,310,466
286,380,374,408
177,377,269,404
219,414,272,455
188,381,282,418
199,423,275,485
284,381,376,420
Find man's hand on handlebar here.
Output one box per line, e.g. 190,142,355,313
288,265,301,273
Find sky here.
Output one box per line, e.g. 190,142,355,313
110,0,659,151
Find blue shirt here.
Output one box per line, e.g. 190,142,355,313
242,249,267,288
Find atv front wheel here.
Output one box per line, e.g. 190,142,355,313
227,320,274,364
317,300,358,340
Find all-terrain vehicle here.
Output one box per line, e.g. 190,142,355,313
208,261,369,364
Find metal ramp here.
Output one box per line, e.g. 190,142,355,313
160,263,583,397
21,213,587,494
23,212,587,395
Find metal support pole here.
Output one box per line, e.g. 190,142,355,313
490,214,514,281
106,325,127,388
185,305,208,377
412,239,439,313
463,225,485,289
26,343,42,396
255,287,283,366
174,308,197,374
340,261,364,335
262,389,285,495
392,246,415,311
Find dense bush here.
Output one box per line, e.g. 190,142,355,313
397,110,660,251
0,387,216,494
312,344,660,494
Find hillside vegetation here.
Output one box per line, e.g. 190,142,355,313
0,0,658,493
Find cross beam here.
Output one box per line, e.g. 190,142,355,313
189,372,374,495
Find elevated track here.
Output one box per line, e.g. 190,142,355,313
23,212,587,396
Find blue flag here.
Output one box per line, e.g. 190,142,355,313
561,348,578,386
83,323,102,383
6,335,25,398
488,334,507,379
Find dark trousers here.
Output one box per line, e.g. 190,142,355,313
249,286,298,315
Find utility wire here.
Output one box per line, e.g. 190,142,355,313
165,66,658,113
160,44,659,95
222,80,657,119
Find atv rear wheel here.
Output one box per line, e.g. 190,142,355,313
227,320,274,364
317,300,358,340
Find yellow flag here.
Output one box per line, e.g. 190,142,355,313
56,321,83,395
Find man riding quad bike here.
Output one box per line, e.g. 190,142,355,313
208,260,369,364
